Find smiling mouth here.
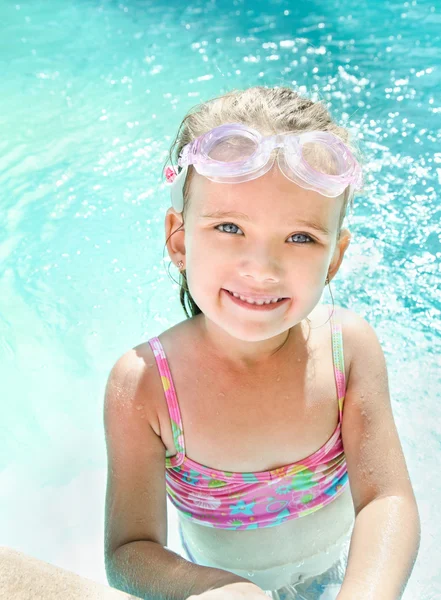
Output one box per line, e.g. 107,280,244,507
223,289,289,307
224,289,287,302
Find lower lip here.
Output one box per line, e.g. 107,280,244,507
222,289,290,311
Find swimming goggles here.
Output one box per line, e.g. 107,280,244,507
166,122,363,212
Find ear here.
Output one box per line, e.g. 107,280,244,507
327,228,352,283
164,207,186,266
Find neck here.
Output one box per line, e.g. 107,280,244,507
193,314,311,372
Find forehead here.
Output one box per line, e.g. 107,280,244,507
189,169,342,232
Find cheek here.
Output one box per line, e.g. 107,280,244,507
189,233,226,272
188,249,212,274
185,251,217,293
295,252,328,272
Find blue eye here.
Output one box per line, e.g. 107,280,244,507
290,233,315,244
215,223,315,244
216,223,241,235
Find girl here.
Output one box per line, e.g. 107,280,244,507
103,86,420,600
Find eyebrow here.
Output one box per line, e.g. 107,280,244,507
200,210,332,237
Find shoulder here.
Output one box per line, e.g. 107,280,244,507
341,309,389,393
108,341,157,386
104,340,165,437
319,304,380,381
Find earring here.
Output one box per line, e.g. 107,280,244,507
177,260,184,270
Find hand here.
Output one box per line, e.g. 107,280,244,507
186,581,269,599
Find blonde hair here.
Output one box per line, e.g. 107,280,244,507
163,85,362,319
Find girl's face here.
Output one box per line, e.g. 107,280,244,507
172,163,350,351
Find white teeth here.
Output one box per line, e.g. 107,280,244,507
230,291,282,305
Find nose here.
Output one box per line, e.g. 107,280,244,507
239,247,281,283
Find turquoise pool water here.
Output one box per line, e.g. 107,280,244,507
1,0,440,597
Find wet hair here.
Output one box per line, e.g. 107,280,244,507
162,85,362,319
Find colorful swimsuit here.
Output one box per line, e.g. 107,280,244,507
147,306,349,532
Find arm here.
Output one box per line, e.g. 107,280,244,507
108,540,251,599
336,312,421,600
103,347,252,600
337,496,420,600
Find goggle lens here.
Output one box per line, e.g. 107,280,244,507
299,140,342,176
206,134,258,163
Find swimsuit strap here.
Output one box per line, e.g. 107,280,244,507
328,305,346,422
147,337,186,468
